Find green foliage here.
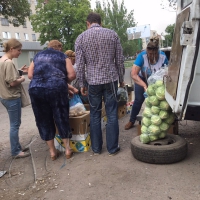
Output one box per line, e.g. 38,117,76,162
93,0,139,56
30,0,91,51
0,0,30,25
163,23,175,47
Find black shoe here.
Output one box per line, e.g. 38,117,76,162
108,147,120,156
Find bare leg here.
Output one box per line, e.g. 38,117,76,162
62,138,73,156
46,139,57,157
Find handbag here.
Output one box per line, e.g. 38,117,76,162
21,84,31,108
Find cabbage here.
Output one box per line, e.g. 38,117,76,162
148,124,160,135
148,96,160,106
145,98,152,107
155,80,163,87
160,122,170,131
149,135,158,142
158,132,167,139
151,115,162,125
164,113,175,124
147,85,155,96
156,86,165,100
140,134,150,144
141,125,148,134
142,117,151,127
143,107,152,118
159,110,169,119
159,100,170,111
151,106,160,115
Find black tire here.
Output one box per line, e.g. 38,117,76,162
131,134,188,164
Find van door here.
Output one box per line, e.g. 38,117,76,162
165,0,200,120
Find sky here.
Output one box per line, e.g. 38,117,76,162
90,0,177,35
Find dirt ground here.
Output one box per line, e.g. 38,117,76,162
1,77,200,200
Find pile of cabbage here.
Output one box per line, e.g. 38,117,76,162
140,80,175,144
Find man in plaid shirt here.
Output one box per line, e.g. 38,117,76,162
75,12,125,156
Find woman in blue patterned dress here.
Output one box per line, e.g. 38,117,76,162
28,40,76,160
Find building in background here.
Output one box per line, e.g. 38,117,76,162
0,0,46,68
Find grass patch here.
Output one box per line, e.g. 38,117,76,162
124,60,134,68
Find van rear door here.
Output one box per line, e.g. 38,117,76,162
165,0,200,120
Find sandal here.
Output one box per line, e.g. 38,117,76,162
13,151,30,159
51,149,60,161
66,150,74,159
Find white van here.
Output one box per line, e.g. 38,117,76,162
165,0,200,121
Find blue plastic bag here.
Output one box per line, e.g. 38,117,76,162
69,94,83,107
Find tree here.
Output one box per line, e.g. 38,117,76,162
0,0,30,25
30,0,91,50
160,0,177,11
163,23,175,47
94,0,140,56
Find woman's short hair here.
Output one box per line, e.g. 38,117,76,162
147,36,159,50
3,38,22,52
65,50,75,60
86,12,101,25
48,40,62,50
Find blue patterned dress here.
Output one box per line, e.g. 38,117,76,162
29,48,71,141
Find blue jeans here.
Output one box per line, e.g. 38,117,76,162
88,81,119,154
0,97,22,156
130,77,146,123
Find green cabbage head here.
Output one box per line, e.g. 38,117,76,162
159,110,169,119
147,85,155,96
145,98,152,107
151,115,162,125
164,113,175,124
159,100,171,111
140,134,150,144
143,107,152,118
141,125,148,134
158,132,167,139
149,135,158,142
160,122,170,131
151,106,160,115
155,80,163,87
148,96,160,106
156,86,165,100
148,124,160,135
142,117,151,127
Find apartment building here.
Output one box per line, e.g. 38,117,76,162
0,0,46,68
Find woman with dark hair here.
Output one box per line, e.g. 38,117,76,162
28,40,76,160
0,38,30,158
125,36,168,130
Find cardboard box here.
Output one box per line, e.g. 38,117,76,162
70,133,91,152
128,91,133,102
54,133,91,152
69,111,90,135
118,105,127,119
55,111,90,135
84,103,106,117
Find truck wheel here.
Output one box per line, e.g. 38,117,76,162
131,134,188,164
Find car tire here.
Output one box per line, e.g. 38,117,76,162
131,134,188,164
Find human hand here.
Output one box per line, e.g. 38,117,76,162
20,76,25,82
119,82,125,88
81,87,88,96
21,65,29,73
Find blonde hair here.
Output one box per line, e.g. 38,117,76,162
47,40,62,51
3,38,22,52
147,36,159,49
65,50,75,61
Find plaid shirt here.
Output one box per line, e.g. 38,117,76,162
75,24,124,87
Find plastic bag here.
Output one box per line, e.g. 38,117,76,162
117,87,128,102
147,66,168,85
69,94,86,117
